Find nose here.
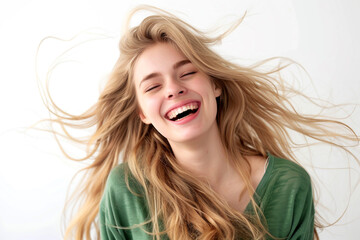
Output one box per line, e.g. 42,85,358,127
166,79,187,99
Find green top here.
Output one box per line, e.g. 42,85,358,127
100,154,314,239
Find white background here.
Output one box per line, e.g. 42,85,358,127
0,0,360,239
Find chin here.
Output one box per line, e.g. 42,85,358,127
167,131,206,144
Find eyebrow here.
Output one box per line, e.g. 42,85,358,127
139,59,191,87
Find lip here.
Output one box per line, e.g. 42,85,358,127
164,100,201,119
170,105,200,124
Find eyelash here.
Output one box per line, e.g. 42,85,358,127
181,71,196,77
145,72,197,92
145,85,159,92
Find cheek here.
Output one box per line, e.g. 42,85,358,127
192,74,214,92
138,96,161,120
196,80,217,98
135,93,150,120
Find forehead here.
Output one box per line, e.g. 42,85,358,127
133,43,188,84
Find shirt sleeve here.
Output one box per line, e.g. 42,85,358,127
100,206,126,240
99,164,153,240
99,167,127,240
286,175,314,239
261,160,315,240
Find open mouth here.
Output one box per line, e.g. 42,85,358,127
166,102,199,121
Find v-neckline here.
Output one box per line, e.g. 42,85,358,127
243,153,274,213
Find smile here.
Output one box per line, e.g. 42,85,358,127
166,102,199,121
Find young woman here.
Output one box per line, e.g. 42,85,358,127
42,5,358,240
99,42,314,240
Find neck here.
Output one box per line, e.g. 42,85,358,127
168,123,234,186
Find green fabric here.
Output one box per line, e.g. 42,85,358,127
100,154,314,239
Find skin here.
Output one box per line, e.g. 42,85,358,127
133,42,266,212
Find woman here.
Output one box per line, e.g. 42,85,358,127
44,5,358,240
99,42,314,240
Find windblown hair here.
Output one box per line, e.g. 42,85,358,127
39,5,359,240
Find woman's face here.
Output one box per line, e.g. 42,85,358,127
133,42,221,144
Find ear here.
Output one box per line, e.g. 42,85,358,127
139,111,151,124
211,79,221,98
214,86,221,98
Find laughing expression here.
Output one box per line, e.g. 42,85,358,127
133,42,221,144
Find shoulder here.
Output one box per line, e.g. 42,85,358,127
100,164,152,238
106,163,128,188
254,154,313,207
101,163,145,207
254,154,313,211
270,155,312,189
100,163,148,222
104,163,128,194
259,155,315,238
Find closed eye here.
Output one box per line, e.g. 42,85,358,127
181,71,196,78
145,85,159,92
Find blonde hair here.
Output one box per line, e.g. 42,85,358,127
38,5,359,240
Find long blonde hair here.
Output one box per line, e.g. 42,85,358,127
38,5,359,240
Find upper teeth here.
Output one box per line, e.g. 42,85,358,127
167,102,199,120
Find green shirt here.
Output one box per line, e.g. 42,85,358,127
100,154,314,239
